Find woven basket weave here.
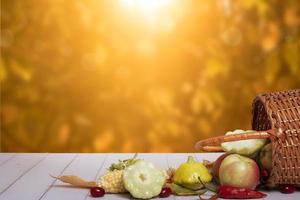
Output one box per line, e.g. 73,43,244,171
195,89,300,186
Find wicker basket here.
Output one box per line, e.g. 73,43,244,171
195,89,300,187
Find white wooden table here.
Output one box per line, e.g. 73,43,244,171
0,153,299,200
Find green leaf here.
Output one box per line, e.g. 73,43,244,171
171,183,207,196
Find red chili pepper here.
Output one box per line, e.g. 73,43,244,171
218,185,267,199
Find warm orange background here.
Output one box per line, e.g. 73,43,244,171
1,0,300,152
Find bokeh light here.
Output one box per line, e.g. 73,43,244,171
1,0,300,152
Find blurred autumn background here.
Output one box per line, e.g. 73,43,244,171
1,0,300,153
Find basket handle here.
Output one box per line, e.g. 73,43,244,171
195,129,275,152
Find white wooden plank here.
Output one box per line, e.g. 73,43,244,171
260,190,300,200
41,153,106,200
0,153,77,200
103,193,132,200
0,153,47,194
172,195,199,200
195,153,222,163
0,153,15,166
85,153,134,200
139,153,169,170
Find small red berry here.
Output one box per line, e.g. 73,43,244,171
159,187,172,198
262,169,269,178
90,187,105,197
261,169,269,183
280,184,295,194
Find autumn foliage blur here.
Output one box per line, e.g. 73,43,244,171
1,0,300,152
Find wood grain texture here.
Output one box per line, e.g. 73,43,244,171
0,153,15,166
0,153,47,195
0,153,299,200
0,154,76,200
41,154,106,200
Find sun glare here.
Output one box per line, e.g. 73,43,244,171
119,0,176,28
121,0,172,13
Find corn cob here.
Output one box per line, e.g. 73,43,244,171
97,170,126,193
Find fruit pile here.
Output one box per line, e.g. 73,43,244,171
52,130,297,199
52,154,169,199
209,130,297,198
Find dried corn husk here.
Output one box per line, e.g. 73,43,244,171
50,175,96,188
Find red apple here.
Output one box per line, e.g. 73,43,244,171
219,154,260,189
212,153,231,181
